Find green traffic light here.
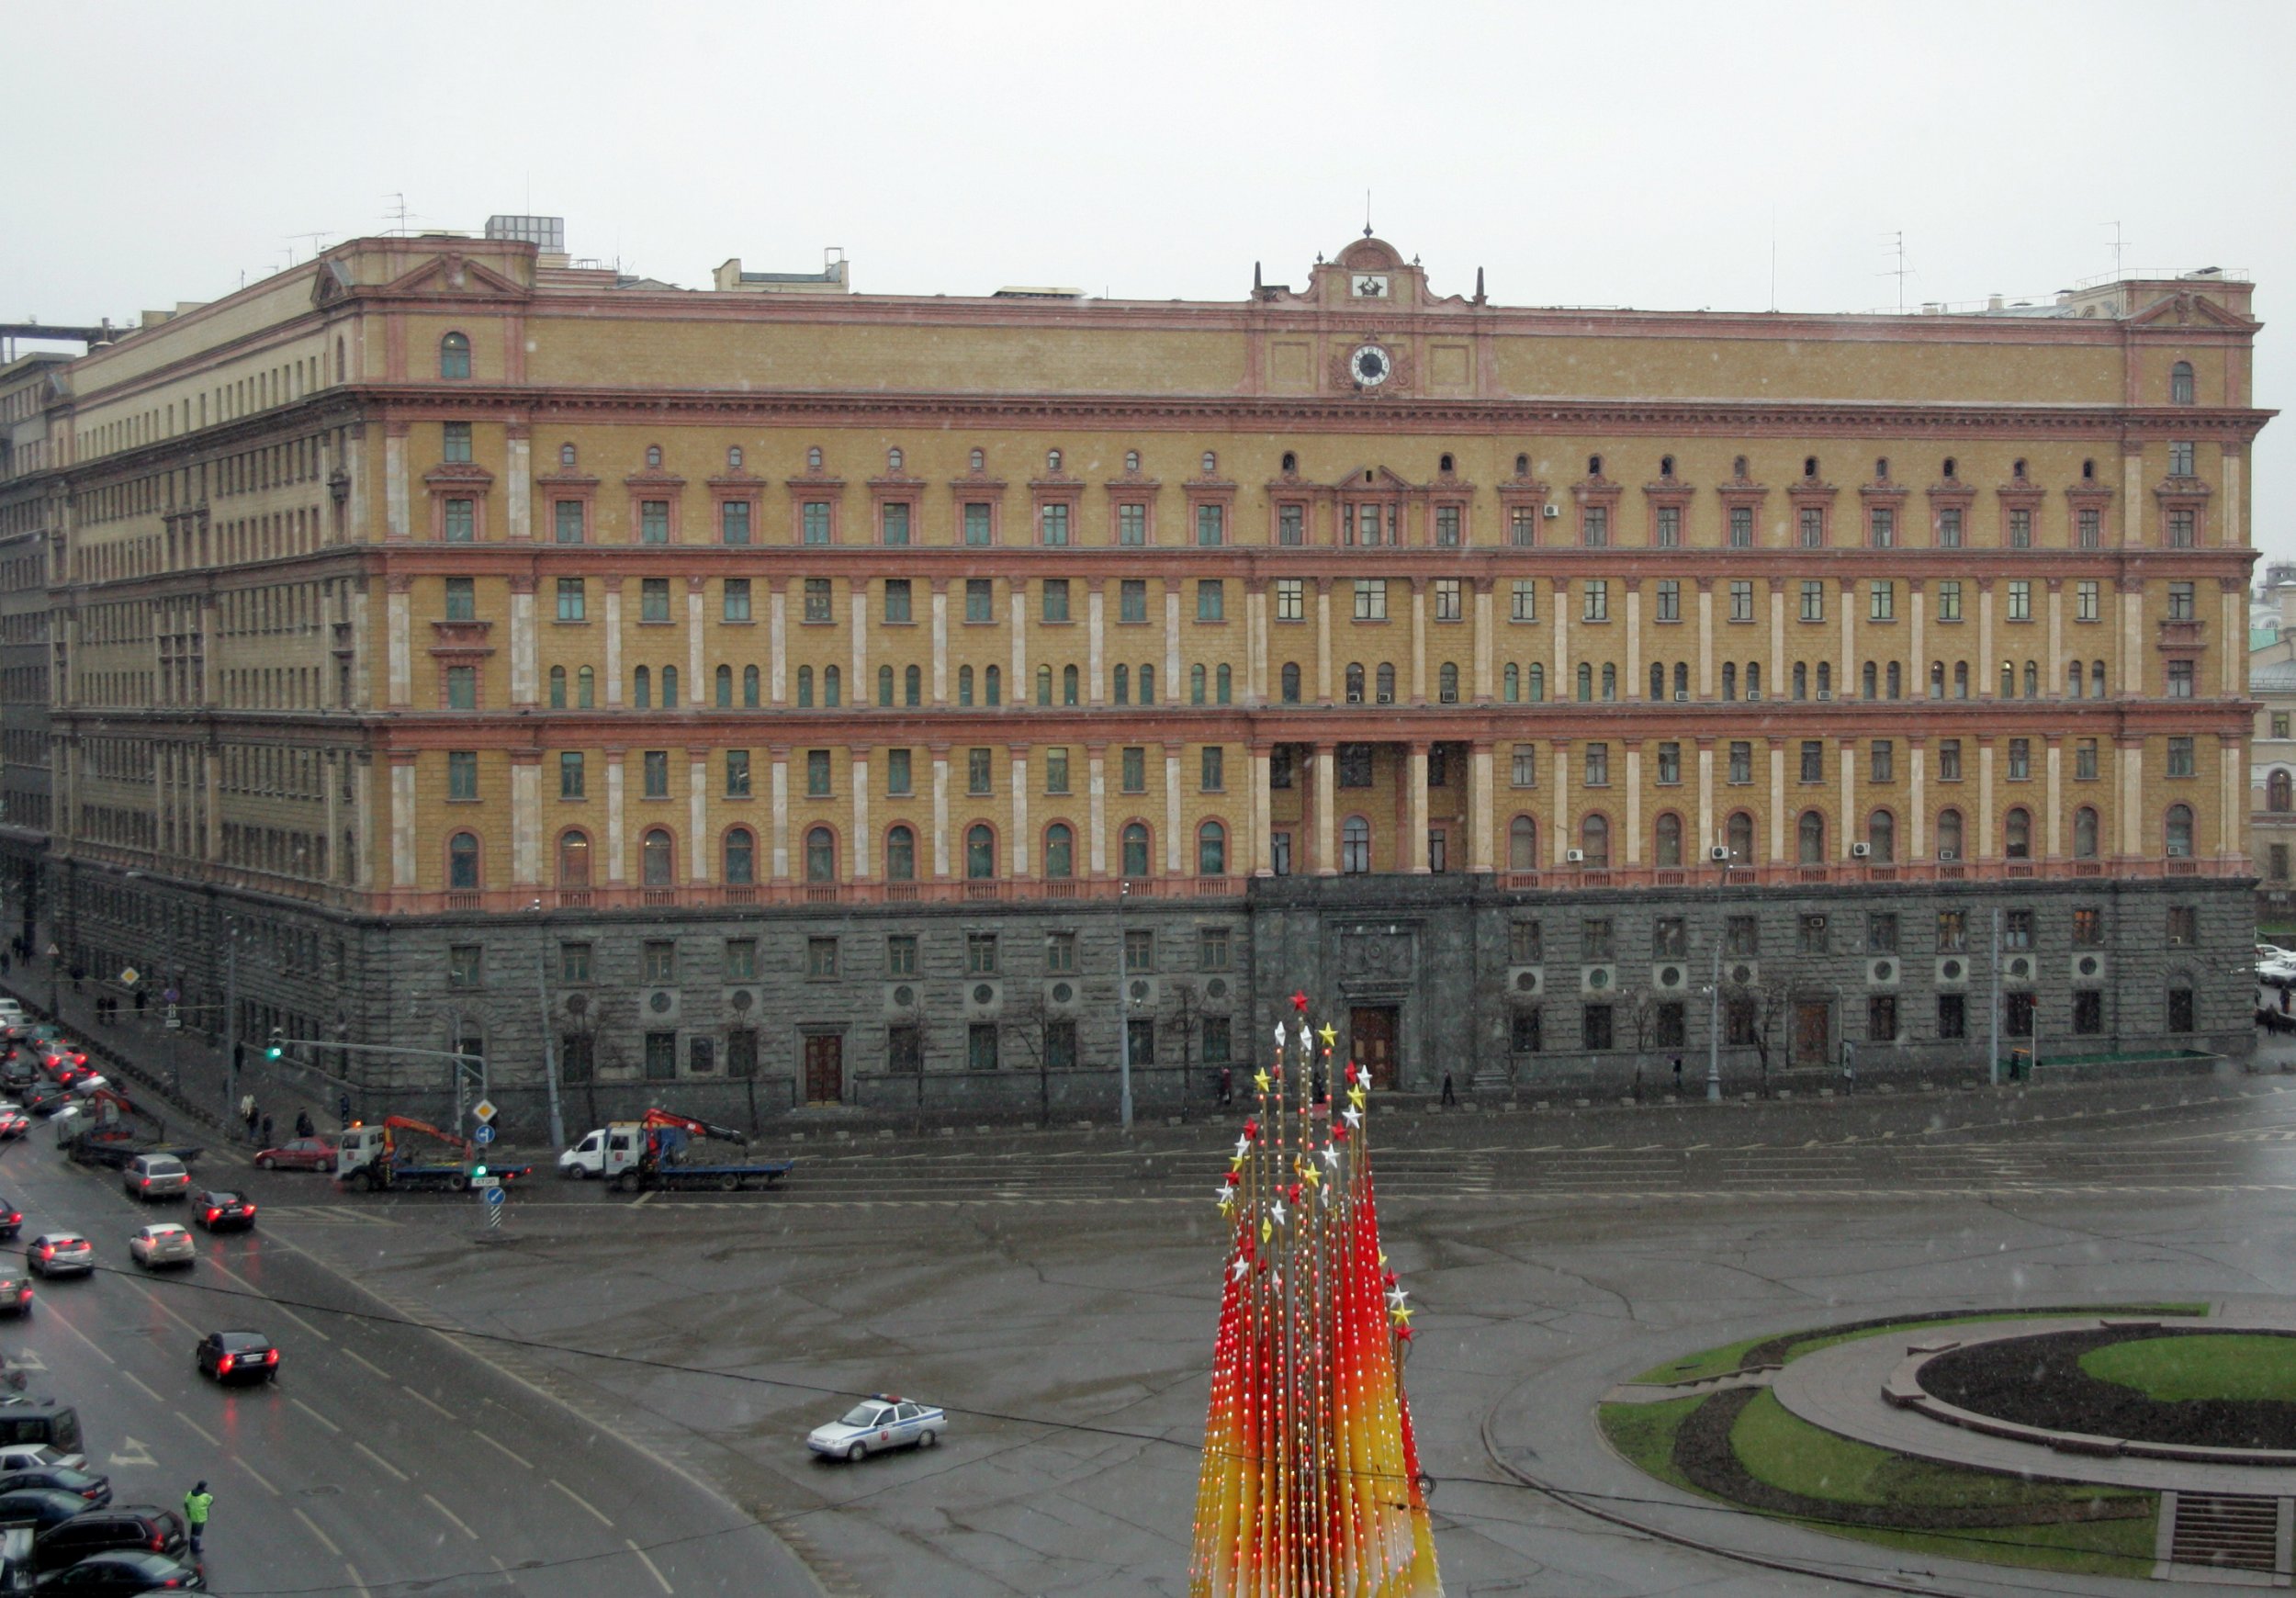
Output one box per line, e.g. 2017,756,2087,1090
264,1045,282,1060
471,1164,487,1179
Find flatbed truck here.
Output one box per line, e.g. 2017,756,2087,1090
334,1116,533,1192
559,1108,792,1193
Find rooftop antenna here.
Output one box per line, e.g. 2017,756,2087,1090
1881,230,1912,312
385,193,412,237
1769,208,1777,312
2103,220,2127,279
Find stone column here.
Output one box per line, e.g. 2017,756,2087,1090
1554,580,1572,700
1315,579,1334,703
383,423,411,542
1469,740,1495,872
1088,581,1107,705
1977,578,1996,698
1251,743,1275,875
385,576,412,707
849,578,868,705
850,748,872,880
2045,578,2064,697
1409,579,1427,704
1623,741,1643,866
1767,741,1784,863
603,578,625,706
931,581,949,705
1473,579,1495,703
506,426,532,541
2222,734,2244,861
1009,747,1030,878
510,750,540,885
1165,742,1184,874
1767,578,1785,700
1695,737,1715,860
1839,579,1856,701
930,745,951,878
688,749,709,882
1163,581,1182,706
2223,578,2245,696
1551,737,1572,866
388,751,416,889
1908,741,1926,861
2119,737,2144,858
1839,737,1857,860
1087,743,1109,876
1909,582,1926,697
1313,744,1337,875
2044,737,2063,859
508,575,536,705
1977,742,1996,860
681,579,703,706
1405,742,1430,872
1624,580,1642,699
769,747,790,881
1008,580,1028,698
2121,579,2144,697
1246,579,1268,705
769,580,787,705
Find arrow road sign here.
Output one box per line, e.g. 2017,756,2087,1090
163,987,179,1003
472,1123,496,1145
471,1099,498,1123
484,1187,506,1207
107,1437,156,1469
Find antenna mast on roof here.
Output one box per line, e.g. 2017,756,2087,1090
2103,220,2127,279
1881,231,1912,312
385,193,412,237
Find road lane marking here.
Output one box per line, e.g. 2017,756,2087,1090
401,1384,456,1421
421,1491,478,1540
550,1477,613,1525
352,1441,408,1481
340,1346,389,1379
119,1371,163,1404
129,1283,203,1335
238,1458,279,1496
289,1396,341,1433
625,1537,674,1594
473,1431,532,1469
39,1304,114,1365
291,1507,342,1558
343,1563,368,1598
172,1410,218,1447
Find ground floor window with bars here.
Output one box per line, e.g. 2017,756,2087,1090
887,1025,921,1073
2071,990,2103,1036
645,1030,677,1079
968,1023,999,1070
2005,992,2035,1038
1512,1008,1542,1053
1867,995,1897,1043
1201,1016,1231,1066
560,1033,593,1083
1044,1021,1076,1072
1938,993,1966,1040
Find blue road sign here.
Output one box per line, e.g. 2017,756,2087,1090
472,1123,497,1145
484,1187,506,1207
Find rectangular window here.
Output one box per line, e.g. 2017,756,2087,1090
2282,715,2296,742
445,665,477,709
644,1032,677,1080
1937,909,1968,952
1870,740,1894,782
1581,918,1615,961
2007,580,2032,622
2167,735,2195,776
1040,502,1070,546
1938,506,1963,548
723,578,751,622
963,503,992,546
1435,506,1461,546
1511,580,1536,622
1869,580,1895,621
967,747,992,795
1200,1016,1232,1067
1511,744,1536,787
801,502,831,545
446,749,478,800
1121,747,1146,793
886,748,913,795
1201,747,1225,792
1275,579,1304,622
1937,992,1966,1040
1655,580,1680,622
1867,911,1899,953
1354,580,1388,621
1044,932,1075,973
886,934,917,976
641,577,671,623
1125,1018,1154,1070
1868,994,1897,1041
806,937,838,978
1041,580,1070,623
803,577,833,623
2007,508,2032,549
554,501,584,544
2076,738,2098,782
1729,580,1754,622
1869,506,1895,548
967,933,999,974
1196,504,1225,546
1044,747,1070,794
720,500,752,546
1799,580,1824,622
1511,1008,1543,1053
808,748,832,796
2003,910,2034,950
967,1024,999,1071
2072,989,2103,1035
1799,739,1823,782
1798,506,1824,547
1433,578,1461,621
1656,505,1681,548
1118,579,1148,624
2005,737,2029,781
883,579,912,624
558,750,584,799
2167,660,2195,699
885,1026,920,1074
640,500,670,544
442,422,473,463
444,576,476,620
1117,503,1147,546
1581,1004,1614,1050
1508,920,1542,962
1728,741,1751,784
1653,917,1686,957
2077,508,2101,549
2167,987,2196,1032
1043,1021,1076,1071
1197,580,1224,621
1338,743,1373,787
1580,505,1608,549
1510,507,1537,547
725,748,750,797
1124,928,1156,972
882,502,911,546
2167,906,2197,947
643,749,670,798
1798,914,1829,955
1728,505,1753,548
1939,739,1962,781
559,942,591,984
2167,509,2195,546
1196,927,1233,972
2168,580,2196,620
1277,503,1303,546
1937,580,1963,622
1657,741,1681,784
726,938,758,980
2076,580,2099,621
643,940,676,984
2071,906,2103,948
962,578,993,625
1582,580,1609,622
555,577,585,622
1581,743,1609,786
2275,845,2291,883
2170,440,2196,477
1726,916,1759,957
444,498,476,543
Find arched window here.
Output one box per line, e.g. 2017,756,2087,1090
559,443,577,467
1674,662,1689,698
1198,820,1227,876
984,665,1000,706
1721,662,1737,702
2074,806,2099,859
548,665,567,708
634,665,652,709
1284,663,1303,703
1036,664,1053,705
1580,814,1610,867
1503,663,1520,703
2091,660,2106,699
715,665,733,707
1746,662,1761,698
1886,661,1902,699
1439,662,1460,703
727,446,743,470
1375,664,1395,703
447,831,479,889
1938,808,1964,861
577,665,595,708
1577,662,1594,703
439,332,471,379
2170,360,2196,406
1130,450,1143,472
2166,803,2194,858
1190,664,1207,704
1140,664,1156,703
1867,810,1895,863
793,666,810,708
2001,660,2016,699
1655,812,1683,867
1216,664,1232,704
805,826,835,883
2067,660,2083,698
660,664,679,707
1796,662,1810,700
2022,660,2038,700
1108,665,1125,706
1600,663,1615,702
1342,816,1371,874
1044,823,1075,879
645,445,662,469
1063,665,1078,704
1818,661,1832,697
822,665,839,708
1528,663,1546,703
2274,771,2295,813
1509,816,1537,871
336,335,346,384
2005,806,2032,860
969,448,985,472
1930,661,1944,699
1796,810,1825,864
806,446,824,472
1047,448,1064,473
1727,811,1753,862
725,827,756,884
966,824,996,879
744,665,760,707
878,665,894,706
1953,661,1968,698
1121,821,1151,877
1515,453,1531,477
1862,661,1877,700
1650,663,1666,702
887,446,904,472
886,826,916,881
641,827,674,886
1345,663,1366,704
908,665,924,707
557,830,591,886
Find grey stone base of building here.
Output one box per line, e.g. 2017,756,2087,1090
32,858,2258,1141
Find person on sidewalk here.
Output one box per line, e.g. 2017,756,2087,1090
259,1113,274,1149
295,1109,314,1140
183,1481,211,1557
1217,1065,1232,1108
1441,1071,1458,1108
1672,1054,1684,1093
338,1092,352,1130
242,1099,259,1144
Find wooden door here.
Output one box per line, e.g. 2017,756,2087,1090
803,1034,843,1105
1794,1001,1830,1064
1350,1007,1398,1090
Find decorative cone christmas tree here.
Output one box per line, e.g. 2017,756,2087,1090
1187,992,1443,1597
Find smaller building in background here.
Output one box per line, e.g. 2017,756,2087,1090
2253,655,2296,928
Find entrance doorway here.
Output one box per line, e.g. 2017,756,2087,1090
1349,1006,1399,1089
803,1034,843,1105
1794,1000,1830,1065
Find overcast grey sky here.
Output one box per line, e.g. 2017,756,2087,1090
13,0,2290,562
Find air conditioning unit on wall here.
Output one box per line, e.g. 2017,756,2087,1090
1709,846,1731,862
1565,849,1587,863
1542,503,1560,519
1851,842,1872,858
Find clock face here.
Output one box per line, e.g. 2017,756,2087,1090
1349,344,1391,388
1351,273,1390,298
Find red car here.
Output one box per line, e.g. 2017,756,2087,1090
252,1136,339,1174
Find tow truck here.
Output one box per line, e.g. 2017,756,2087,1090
52,1087,201,1172
333,1115,533,1193
560,1108,793,1193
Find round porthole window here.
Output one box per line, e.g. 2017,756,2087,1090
1130,979,1151,1002
730,989,754,1012
1874,962,1894,982
648,991,672,1013
893,985,916,1007
1514,971,1538,992
1051,982,1074,1004
972,984,994,1006
1206,978,1228,999
2077,955,2099,977
1589,968,1611,989
1942,959,1964,981
1660,966,1681,988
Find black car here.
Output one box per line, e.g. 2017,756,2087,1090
35,1549,202,1592
0,1489,94,1535
0,1202,21,1243
0,1467,108,1507
192,1332,276,1384
187,1194,253,1234
32,1508,186,1573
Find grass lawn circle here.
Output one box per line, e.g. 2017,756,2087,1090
1923,1326,2296,1450
2082,1332,2296,1404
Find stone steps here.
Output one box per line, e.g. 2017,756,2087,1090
2159,1491,2290,1586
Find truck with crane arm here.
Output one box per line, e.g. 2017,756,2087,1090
333,1115,534,1193
558,1108,793,1192
53,1086,202,1171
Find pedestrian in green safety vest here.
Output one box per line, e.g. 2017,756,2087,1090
183,1481,211,1557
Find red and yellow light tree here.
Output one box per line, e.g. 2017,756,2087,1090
1187,994,1443,1597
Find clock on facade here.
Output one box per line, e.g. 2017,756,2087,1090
1348,344,1392,388
1351,273,1390,298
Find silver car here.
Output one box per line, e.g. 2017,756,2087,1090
123,1154,189,1202
128,1223,194,1270
805,1395,944,1461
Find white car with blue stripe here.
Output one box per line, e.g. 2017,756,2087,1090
805,1395,943,1460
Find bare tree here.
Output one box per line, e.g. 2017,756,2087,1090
558,990,632,1130
1168,977,1199,1119
1722,977,1788,1095
1620,985,1658,1099
997,988,1053,1126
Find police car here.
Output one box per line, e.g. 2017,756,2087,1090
805,1395,944,1461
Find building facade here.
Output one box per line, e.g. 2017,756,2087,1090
21,228,2268,1123
0,354,65,961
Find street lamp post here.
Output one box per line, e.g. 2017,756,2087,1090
1116,881,1134,1132
1706,854,1731,1102
532,901,566,1149
220,920,240,1134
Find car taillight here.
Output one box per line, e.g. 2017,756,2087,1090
217,1354,233,1373
264,1349,277,1363
243,1204,256,1216
205,1210,219,1222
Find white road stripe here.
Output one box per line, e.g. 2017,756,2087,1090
422,1491,478,1539
39,1304,114,1365
289,1396,341,1433
401,1384,455,1420
550,1477,613,1525
352,1440,408,1481
238,1458,279,1496
292,1507,342,1558
119,1371,163,1403
172,1410,218,1447
625,1537,675,1594
340,1346,389,1379
473,1431,532,1469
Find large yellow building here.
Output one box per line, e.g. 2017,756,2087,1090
19,222,2268,1120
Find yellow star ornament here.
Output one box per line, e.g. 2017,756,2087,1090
1317,1022,1338,1048
1390,1302,1415,1326
1253,1069,1272,1094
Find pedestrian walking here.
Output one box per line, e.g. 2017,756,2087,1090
259,1113,274,1149
294,1109,314,1140
1440,1071,1458,1108
1672,1054,1684,1093
242,1099,259,1144
1217,1065,1232,1108
183,1481,211,1557
337,1092,352,1130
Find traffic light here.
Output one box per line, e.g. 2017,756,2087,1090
264,1028,283,1061
469,1162,488,1181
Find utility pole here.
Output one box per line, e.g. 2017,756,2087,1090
1988,906,2002,1088
1117,882,1134,1131
1706,857,1728,1102
533,908,565,1149
221,923,239,1133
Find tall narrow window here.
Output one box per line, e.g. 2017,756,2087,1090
439,332,471,379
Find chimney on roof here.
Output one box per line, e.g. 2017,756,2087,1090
1986,293,2005,311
